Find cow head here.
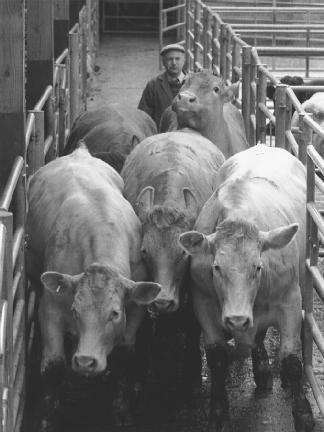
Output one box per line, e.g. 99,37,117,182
41,263,160,376
179,219,298,335
136,186,198,314
172,70,239,131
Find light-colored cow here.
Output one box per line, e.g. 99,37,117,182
161,70,249,158
292,92,324,158
121,131,225,396
26,147,160,430
178,144,314,432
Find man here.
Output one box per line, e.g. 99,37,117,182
138,44,186,129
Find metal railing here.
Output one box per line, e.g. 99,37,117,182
0,2,99,431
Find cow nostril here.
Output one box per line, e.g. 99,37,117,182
74,355,97,371
189,96,196,103
225,316,250,331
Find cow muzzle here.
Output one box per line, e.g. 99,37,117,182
224,315,251,332
148,297,179,316
72,354,106,376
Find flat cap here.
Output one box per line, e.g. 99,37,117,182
160,43,185,56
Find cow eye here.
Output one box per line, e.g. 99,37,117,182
213,264,221,272
213,86,219,93
141,247,147,256
256,263,262,272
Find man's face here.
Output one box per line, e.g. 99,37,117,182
162,50,185,78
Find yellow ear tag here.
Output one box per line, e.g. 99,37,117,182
56,285,61,293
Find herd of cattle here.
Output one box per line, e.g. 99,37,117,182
26,69,322,432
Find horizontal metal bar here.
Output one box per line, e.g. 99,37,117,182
55,48,69,65
305,365,324,417
162,3,185,14
34,86,53,111
12,226,24,269
44,135,54,156
163,21,185,32
307,202,324,245
306,259,324,303
231,23,324,29
285,130,298,156
237,29,324,34
69,22,79,34
257,47,324,57
0,157,24,211
210,6,324,12
258,102,276,124
308,145,324,175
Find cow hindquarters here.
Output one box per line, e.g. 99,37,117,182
205,344,230,432
279,291,314,432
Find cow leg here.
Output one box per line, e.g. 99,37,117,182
251,329,273,392
110,345,138,427
279,301,314,432
205,343,230,432
38,304,66,432
39,335,66,432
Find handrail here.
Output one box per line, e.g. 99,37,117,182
0,157,24,211
34,86,53,111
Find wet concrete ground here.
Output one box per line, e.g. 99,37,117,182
74,33,324,432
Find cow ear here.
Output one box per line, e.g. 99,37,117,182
183,188,198,217
178,231,210,255
128,282,161,305
260,223,298,252
136,186,155,222
41,271,82,295
223,81,240,101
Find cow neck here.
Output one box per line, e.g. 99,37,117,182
200,106,232,159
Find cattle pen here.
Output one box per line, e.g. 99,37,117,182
0,0,324,431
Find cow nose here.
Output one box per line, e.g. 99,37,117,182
225,315,251,332
153,299,177,313
73,355,98,373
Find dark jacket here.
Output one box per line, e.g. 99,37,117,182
138,71,179,129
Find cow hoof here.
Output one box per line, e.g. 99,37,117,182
292,398,315,432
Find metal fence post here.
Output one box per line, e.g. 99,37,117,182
275,84,287,149
26,111,45,176
242,45,252,145
220,23,227,78
299,114,313,165
256,65,267,145
193,0,200,71
69,29,80,127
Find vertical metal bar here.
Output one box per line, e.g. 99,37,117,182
0,211,14,432
44,96,56,162
274,84,287,149
242,45,252,145
231,37,240,83
185,0,191,70
304,151,316,371
159,0,163,70
306,28,310,78
211,14,219,73
80,7,87,112
256,65,267,145
69,30,79,126
220,23,227,78
202,6,208,69
193,0,200,71
27,111,45,176
299,114,313,165
225,26,231,83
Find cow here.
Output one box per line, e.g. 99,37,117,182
291,92,324,158
160,70,249,158
121,131,225,402
26,147,161,431
178,144,314,432
63,103,157,172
